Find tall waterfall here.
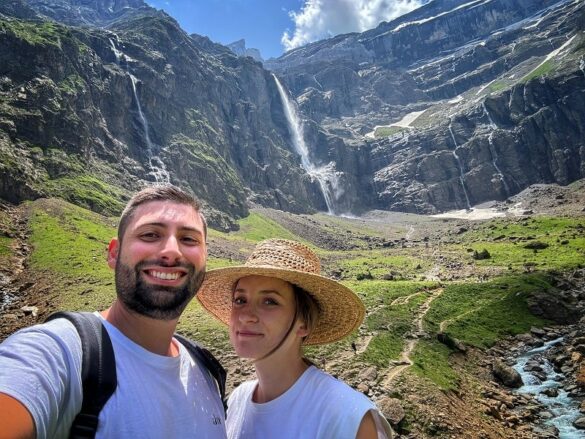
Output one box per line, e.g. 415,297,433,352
448,122,472,210
273,74,342,215
109,37,169,184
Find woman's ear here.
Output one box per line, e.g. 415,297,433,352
296,321,310,338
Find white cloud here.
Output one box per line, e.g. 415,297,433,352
282,0,424,51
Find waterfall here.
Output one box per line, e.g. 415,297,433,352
482,103,510,196
272,74,343,215
109,37,169,184
448,122,472,210
580,57,585,78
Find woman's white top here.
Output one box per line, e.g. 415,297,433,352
227,365,392,438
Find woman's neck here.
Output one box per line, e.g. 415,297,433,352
253,356,309,403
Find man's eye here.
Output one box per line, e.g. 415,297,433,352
181,236,200,245
140,232,158,240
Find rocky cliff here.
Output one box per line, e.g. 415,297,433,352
267,0,585,213
0,0,583,222
0,2,326,229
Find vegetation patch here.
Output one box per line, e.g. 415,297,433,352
361,332,404,367
44,175,126,216
230,212,300,242
411,339,459,390
339,253,430,280
522,59,555,82
374,126,408,138
463,217,585,271
424,275,552,348
0,20,63,48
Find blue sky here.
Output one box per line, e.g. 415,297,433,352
145,0,424,60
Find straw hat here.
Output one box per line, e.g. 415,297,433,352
197,239,365,345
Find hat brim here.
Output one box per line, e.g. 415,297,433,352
196,265,365,345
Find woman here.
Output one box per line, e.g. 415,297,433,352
198,239,393,439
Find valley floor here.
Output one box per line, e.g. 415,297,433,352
1,180,584,438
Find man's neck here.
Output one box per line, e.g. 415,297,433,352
101,301,179,356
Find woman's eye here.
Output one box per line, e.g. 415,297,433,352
264,298,279,306
233,297,245,305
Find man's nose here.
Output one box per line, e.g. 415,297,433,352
160,235,181,263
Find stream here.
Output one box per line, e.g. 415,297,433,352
513,337,583,438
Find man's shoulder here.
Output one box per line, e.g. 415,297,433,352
2,315,83,356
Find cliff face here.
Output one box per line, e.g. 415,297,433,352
0,0,583,222
266,0,585,213
0,6,326,229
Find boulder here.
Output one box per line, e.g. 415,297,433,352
493,360,523,388
377,397,405,426
573,417,585,429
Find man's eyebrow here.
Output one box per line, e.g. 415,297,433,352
135,222,204,234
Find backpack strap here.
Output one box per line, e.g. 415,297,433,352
45,312,117,439
174,333,227,414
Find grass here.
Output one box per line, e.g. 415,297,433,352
463,217,585,271
411,340,459,390
338,252,431,280
230,212,300,242
374,126,408,138
0,236,12,257
522,59,555,82
44,175,127,216
424,274,553,348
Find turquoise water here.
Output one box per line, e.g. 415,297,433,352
513,338,584,438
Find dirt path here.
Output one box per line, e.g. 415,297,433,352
0,204,31,311
390,291,424,306
382,288,443,388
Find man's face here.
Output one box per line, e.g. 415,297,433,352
107,201,207,320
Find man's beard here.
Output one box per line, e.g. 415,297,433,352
115,258,205,320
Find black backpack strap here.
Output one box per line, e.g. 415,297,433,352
46,312,117,438
174,334,227,414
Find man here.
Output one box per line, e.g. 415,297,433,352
0,185,227,438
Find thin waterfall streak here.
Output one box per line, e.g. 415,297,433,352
483,103,510,196
448,122,472,210
112,36,169,184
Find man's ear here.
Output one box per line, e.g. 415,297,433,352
107,238,119,269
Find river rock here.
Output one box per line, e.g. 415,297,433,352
573,417,585,429
377,397,405,426
541,387,559,398
576,364,585,388
493,360,523,388
530,327,546,338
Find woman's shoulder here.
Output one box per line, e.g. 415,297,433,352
306,367,375,407
228,379,257,404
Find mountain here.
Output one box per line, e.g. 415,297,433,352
227,39,263,63
0,0,583,226
266,0,585,214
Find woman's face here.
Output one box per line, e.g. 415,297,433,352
229,275,306,360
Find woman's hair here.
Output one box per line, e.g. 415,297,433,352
293,285,321,343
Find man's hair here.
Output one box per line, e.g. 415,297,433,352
117,185,207,242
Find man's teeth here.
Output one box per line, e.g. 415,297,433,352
151,271,180,280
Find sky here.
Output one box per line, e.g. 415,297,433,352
145,0,425,60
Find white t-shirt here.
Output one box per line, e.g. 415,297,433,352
226,366,392,439
0,315,227,439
